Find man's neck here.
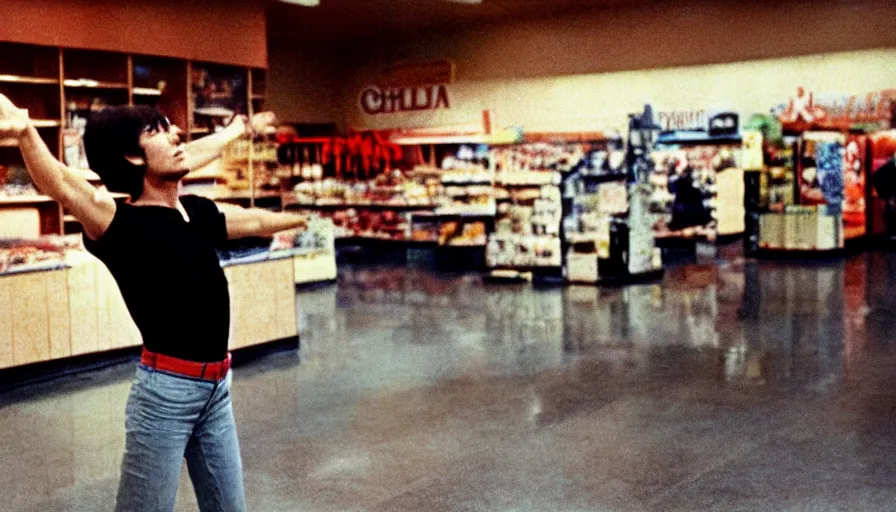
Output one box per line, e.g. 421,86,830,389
133,181,181,208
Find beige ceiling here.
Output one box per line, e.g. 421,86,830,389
266,0,649,44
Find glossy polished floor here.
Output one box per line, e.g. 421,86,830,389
4,250,896,511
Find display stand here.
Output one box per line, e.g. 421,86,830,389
388,135,500,271
869,130,896,241
651,131,746,240
484,139,565,283
562,109,664,285
748,130,867,257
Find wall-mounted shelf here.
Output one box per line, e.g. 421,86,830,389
63,79,129,89
31,120,62,128
0,195,58,206
0,75,59,85
284,202,437,212
132,87,162,96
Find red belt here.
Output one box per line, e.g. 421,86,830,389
140,348,231,382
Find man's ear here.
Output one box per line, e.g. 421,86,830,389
124,154,145,166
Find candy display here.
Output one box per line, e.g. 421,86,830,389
289,172,434,207
486,233,562,268
439,221,488,247
492,141,610,174
0,235,83,275
487,178,563,269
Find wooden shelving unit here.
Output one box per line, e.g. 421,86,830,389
0,40,269,234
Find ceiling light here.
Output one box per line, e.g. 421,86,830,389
279,0,320,6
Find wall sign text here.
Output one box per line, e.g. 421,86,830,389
360,84,450,115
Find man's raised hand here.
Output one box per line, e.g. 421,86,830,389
0,94,30,140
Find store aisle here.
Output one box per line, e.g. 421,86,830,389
3,253,896,511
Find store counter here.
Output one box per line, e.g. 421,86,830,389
0,249,300,371
220,250,300,350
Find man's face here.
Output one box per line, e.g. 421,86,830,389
139,123,189,181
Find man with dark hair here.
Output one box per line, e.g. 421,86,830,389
0,93,307,511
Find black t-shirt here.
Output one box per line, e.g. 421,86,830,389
84,195,231,362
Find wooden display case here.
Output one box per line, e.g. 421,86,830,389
224,256,298,350
0,253,298,370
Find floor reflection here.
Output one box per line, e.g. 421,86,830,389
5,253,896,510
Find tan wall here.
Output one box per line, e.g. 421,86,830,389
338,0,896,131
349,48,896,133
0,0,267,67
266,36,349,126
348,0,896,81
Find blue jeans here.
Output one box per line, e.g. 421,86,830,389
115,365,246,512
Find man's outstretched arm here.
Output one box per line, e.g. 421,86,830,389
184,112,275,171
0,94,115,240
214,202,308,240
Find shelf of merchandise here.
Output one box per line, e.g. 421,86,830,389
412,211,495,219
283,202,437,212
655,132,743,146
132,87,162,97
391,130,522,146
745,129,870,257
62,79,129,89
336,236,436,246
0,75,59,85
578,173,627,184
31,119,62,128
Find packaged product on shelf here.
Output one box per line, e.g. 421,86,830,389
534,236,562,266
628,184,661,274
532,199,562,235
440,221,488,247
595,216,612,258
440,169,493,184
514,235,536,266
410,214,441,242
597,182,628,214
566,251,598,283
0,235,84,275
270,215,335,257
485,232,561,268
62,120,89,170
486,235,514,268
0,182,39,198
495,170,560,186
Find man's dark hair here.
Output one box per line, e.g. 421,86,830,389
83,106,170,201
